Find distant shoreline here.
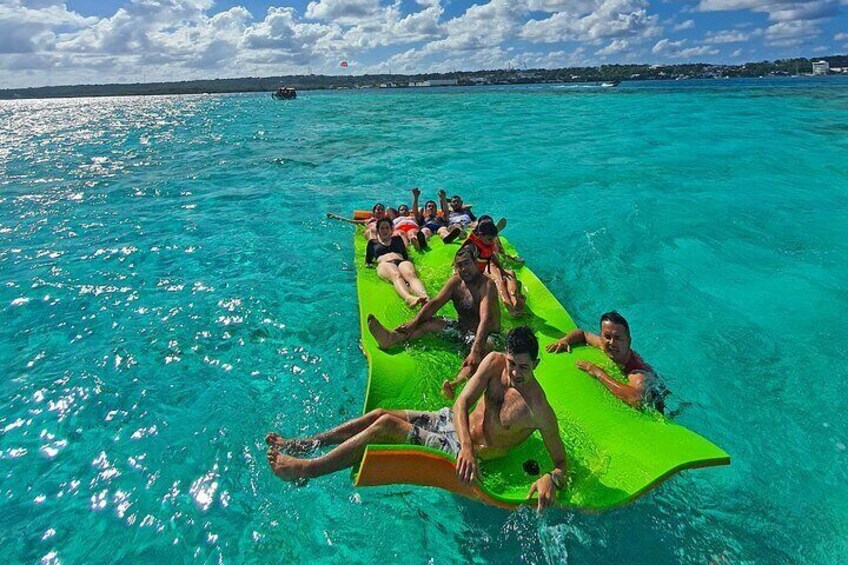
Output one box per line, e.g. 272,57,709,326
2,55,845,100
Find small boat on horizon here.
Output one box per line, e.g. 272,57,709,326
272,86,297,100
600,81,620,88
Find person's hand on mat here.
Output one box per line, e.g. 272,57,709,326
546,338,571,354
456,446,479,483
527,473,558,512
576,360,601,378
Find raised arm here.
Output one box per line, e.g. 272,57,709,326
546,328,602,353
452,352,497,483
438,189,450,219
576,361,646,408
527,399,568,512
411,188,421,220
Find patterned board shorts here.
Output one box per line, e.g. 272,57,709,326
441,318,504,350
407,407,461,457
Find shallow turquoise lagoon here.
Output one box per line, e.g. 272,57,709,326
1,78,847,563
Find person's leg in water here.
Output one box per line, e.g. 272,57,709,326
267,411,418,481
377,262,426,308
398,261,427,303
367,314,447,349
265,407,426,453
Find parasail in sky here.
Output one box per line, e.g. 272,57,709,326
340,61,348,68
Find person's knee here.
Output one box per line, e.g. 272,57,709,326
368,408,388,419
372,414,406,438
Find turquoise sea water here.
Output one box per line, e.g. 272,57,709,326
1,77,847,563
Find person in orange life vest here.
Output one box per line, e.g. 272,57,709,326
462,216,526,318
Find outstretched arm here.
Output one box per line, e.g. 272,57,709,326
327,212,368,225
397,276,456,333
576,362,646,408
527,400,568,512
546,328,602,353
453,353,497,483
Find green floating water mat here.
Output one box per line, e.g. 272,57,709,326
351,228,729,511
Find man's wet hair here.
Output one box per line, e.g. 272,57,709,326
454,244,478,263
600,311,630,335
451,194,462,201
506,326,539,360
372,202,385,212
424,200,438,208
375,217,393,231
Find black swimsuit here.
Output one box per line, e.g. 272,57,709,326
366,235,409,266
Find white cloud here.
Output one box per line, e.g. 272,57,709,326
764,19,822,45
697,0,839,21
0,0,97,54
597,38,631,55
696,0,843,46
521,0,661,44
703,29,758,43
305,0,382,24
652,38,719,58
1,0,843,89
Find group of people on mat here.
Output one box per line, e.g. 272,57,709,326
269,191,666,511
329,189,526,314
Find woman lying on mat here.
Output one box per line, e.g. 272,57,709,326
365,218,428,308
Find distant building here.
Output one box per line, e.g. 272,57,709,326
409,79,458,87
812,60,829,75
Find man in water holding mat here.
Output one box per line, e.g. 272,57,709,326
547,311,665,413
266,327,569,511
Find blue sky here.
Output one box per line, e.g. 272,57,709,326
2,0,846,88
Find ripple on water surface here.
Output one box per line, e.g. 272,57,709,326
1,82,848,562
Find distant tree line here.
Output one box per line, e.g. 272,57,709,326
2,55,845,100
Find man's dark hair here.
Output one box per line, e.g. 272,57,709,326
475,219,498,237
372,202,385,212
375,217,393,231
451,194,462,201
506,326,539,360
600,311,630,335
424,200,437,208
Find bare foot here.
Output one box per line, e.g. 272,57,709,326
406,295,427,308
441,380,456,399
442,226,462,244
266,448,309,482
368,314,402,349
265,433,320,455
